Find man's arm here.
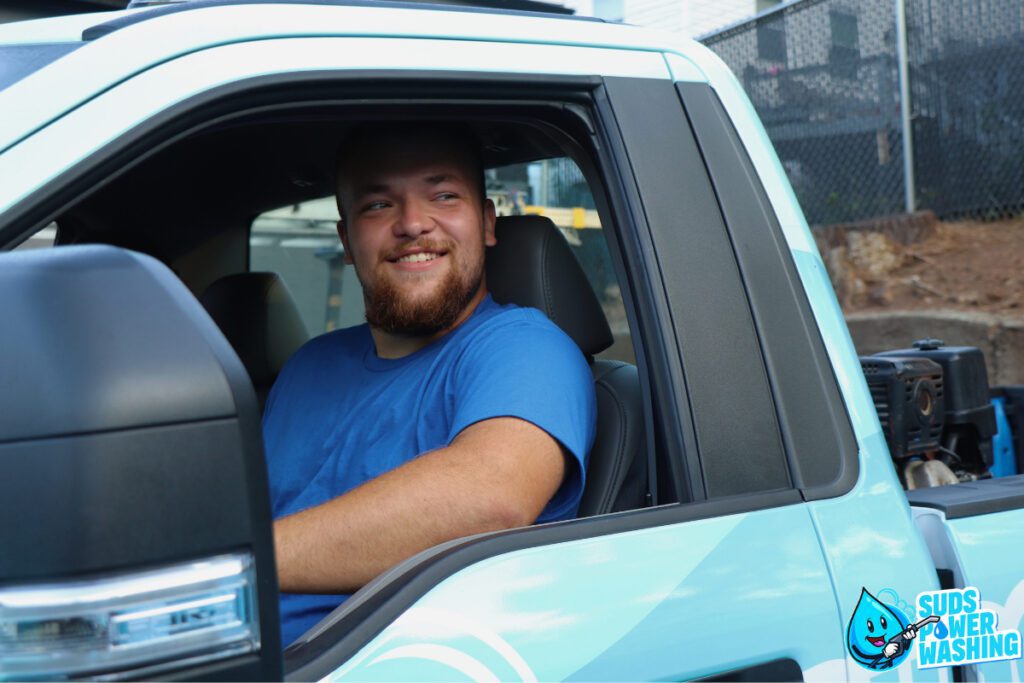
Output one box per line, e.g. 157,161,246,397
273,416,567,594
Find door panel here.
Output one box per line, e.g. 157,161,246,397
324,504,844,681
808,433,946,681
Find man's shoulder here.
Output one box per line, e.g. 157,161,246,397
456,299,586,363
471,298,567,337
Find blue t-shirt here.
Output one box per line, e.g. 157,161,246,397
262,295,596,647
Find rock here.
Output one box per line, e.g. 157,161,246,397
868,286,892,306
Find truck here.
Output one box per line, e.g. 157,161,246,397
0,0,1022,680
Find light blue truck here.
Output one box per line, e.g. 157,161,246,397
0,1,1022,680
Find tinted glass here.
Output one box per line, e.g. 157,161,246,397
250,198,354,335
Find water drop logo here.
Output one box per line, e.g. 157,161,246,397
847,588,928,670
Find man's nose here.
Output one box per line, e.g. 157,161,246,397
393,199,434,238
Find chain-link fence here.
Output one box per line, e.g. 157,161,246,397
703,0,1024,225
908,1,1024,219
533,158,595,209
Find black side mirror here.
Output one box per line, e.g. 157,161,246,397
0,246,281,680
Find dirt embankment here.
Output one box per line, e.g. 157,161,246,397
816,213,1024,315
814,213,1024,385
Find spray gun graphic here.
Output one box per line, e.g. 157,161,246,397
872,615,941,668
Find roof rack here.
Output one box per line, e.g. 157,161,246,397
86,0,586,40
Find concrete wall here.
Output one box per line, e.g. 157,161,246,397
847,309,1024,387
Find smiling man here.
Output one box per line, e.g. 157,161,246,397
261,122,597,647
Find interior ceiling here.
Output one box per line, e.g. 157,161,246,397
59,113,574,261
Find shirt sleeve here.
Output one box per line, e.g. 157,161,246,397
448,311,597,522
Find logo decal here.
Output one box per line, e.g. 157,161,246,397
847,586,1023,671
847,588,926,670
916,587,1021,669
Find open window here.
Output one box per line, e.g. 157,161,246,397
9,91,669,507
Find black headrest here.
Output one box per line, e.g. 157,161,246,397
199,272,309,386
486,215,613,357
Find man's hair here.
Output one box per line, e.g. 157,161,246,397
334,121,487,218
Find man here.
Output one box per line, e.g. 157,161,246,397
262,122,596,647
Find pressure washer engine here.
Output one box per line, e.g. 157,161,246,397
860,339,997,489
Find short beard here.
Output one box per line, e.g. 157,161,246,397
362,255,484,336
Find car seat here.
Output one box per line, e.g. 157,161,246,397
485,215,648,516
199,272,309,411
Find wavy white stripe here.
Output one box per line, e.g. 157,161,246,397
369,644,499,682
387,607,538,682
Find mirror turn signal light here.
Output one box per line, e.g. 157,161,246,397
0,553,259,680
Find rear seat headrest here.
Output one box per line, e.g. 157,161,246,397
486,215,613,357
199,272,309,386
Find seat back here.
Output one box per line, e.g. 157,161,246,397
199,272,309,410
486,215,647,516
586,360,648,514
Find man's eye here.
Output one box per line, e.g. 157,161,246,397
435,192,458,201
363,201,389,211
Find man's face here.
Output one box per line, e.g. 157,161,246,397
337,133,496,336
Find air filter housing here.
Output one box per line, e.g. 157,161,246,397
860,355,945,459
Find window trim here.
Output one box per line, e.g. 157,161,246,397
604,76,795,501
676,82,858,501
590,83,698,504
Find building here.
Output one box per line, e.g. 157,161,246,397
3,0,782,34
0,0,124,23
563,0,782,37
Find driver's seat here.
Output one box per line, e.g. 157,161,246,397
486,215,648,517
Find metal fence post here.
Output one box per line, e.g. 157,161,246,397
896,0,916,213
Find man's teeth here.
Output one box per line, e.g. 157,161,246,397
397,252,440,263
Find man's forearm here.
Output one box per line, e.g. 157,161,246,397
273,417,566,594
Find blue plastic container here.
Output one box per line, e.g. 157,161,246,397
990,397,1017,477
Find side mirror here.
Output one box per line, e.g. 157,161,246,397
0,246,281,680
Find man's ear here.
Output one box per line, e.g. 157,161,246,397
337,218,353,265
482,198,497,247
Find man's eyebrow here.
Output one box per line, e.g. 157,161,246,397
351,182,390,196
425,173,457,185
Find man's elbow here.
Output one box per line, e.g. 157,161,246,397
480,454,568,530
481,495,543,531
